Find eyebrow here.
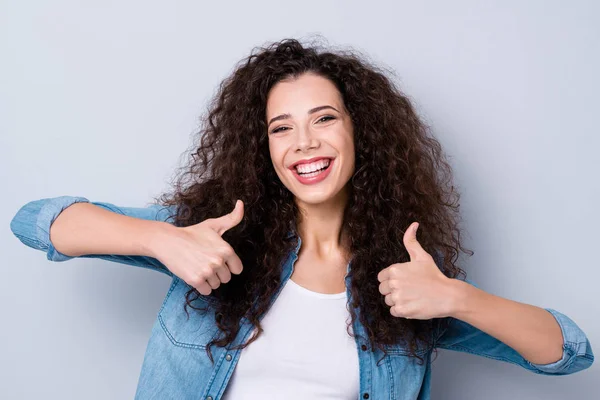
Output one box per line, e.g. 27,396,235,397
267,105,340,127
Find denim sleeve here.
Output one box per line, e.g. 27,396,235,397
434,278,594,375
9,195,177,277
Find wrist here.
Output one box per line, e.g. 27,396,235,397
137,220,175,259
446,278,475,319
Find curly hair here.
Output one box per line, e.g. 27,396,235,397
155,37,473,365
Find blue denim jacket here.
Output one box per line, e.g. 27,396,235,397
10,196,595,400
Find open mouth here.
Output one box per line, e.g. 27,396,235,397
296,159,331,176
291,158,334,184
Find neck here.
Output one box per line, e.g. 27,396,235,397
294,188,351,262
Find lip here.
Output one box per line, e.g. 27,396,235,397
291,158,335,185
288,156,334,170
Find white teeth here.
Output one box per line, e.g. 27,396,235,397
295,159,331,174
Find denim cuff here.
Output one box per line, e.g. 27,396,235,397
37,195,90,261
528,308,594,374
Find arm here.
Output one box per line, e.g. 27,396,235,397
377,226,594,375
10,195,177,276
436,278,594,375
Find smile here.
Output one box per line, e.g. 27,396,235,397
291,158,335,185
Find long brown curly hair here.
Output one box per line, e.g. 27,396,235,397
155,37,473,365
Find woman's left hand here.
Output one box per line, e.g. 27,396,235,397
377,222,459,320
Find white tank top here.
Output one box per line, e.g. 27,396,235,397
221,277,360,399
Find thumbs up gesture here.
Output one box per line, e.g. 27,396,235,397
150,200,245,296
377,222,457,320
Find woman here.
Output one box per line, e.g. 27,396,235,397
10,38,594,400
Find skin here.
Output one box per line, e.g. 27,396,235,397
266,72,564,365
266,72,354,291
378,223,564,364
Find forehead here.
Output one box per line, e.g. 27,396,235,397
266,73,342,116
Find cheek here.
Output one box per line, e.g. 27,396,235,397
268,146,287,177
267,141,274,159
341,137,355,163
338,126,354,151
268,143,280,166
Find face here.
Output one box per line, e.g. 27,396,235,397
266,72,355,207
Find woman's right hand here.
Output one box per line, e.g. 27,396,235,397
148,200,245,295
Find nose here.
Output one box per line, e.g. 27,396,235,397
294,125,320,153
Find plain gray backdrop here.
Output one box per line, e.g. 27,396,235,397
1,1,598,399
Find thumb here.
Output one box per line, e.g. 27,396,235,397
402,222,426,261
208,200,244,236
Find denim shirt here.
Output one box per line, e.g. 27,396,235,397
10,196,595,400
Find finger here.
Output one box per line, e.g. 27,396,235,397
208,200,245,236
402,222,428,261
215,264,232,284
195,280,213,296
377,266,391,282
224,251,244,275
384,293,395,307
206,274,221,290
379,280,392,295
378,264,403,282
390,305,412,319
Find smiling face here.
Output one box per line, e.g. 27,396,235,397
266,72,355,207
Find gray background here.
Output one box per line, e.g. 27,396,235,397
1,1,598,399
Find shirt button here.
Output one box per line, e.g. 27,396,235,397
206,397,213,400
363,393,369,399
361,344,368,351
226,354,232,361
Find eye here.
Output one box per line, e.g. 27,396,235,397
270,116,335,134
317,115,335,123
271,126,289,134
